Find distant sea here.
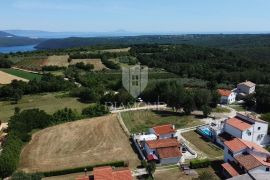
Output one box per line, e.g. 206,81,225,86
0,44,37,53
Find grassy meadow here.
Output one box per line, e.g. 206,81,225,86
121,110,203,133
0,92,91,122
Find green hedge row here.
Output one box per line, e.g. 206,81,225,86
42,161,125,177
190,159,210,169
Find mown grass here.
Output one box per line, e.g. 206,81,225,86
0,68,42,81
0,92,92,122
121,110,203,133
182,130,223,159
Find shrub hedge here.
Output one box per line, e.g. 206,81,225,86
42,161,125,177
190,158,210,169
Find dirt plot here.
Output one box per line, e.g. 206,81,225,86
19,114,140,173
70,59,107,71
0,70,29,84
45,55,70,67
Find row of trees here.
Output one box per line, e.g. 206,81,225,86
0,104,109,178
0,58,13,68
141,81,220,116
0,75,75,101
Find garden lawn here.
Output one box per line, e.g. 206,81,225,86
182,131,223,159
121,110,203,133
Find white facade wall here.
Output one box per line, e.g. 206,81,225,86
160,157,181,165
252,122,269,145
224,123,242,138
249,166,270,174
241,127,253,142
237,84,255,94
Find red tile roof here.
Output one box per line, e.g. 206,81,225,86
93,166,112,180
146,138,179,149
224,138,247,152
157,147,182,158
221,163,239,177
218,89,232,97
224,138,269,153
93,166,132,180
112,168,132,180
152,124,176,135
76,176,89,180
235,154,262,170
226,117,252,131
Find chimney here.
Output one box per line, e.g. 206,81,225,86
172,125,175,130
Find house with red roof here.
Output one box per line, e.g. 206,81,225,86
222,138,270,179
143,135,182,165
217,89,236,104
220,112,269,146
92,166,132,180
148,124,176,139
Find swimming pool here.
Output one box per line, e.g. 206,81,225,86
197,126,213,137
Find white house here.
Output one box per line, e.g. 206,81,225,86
221,112,269,146
218,89,236,104
222,138,270,179
237,81,256,95
148,124,176,139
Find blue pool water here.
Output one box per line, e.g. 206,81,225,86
198,126,212,137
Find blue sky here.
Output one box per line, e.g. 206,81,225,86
1,0,270,32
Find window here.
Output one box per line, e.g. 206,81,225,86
266,167,269,171
258,127,261,130
132,75,139,86
257,134,263,141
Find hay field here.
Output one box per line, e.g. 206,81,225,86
0,70,29,84
46,55,69,67
70,59,107,71
19,114,140,173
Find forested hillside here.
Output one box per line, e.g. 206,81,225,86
131,44,270,84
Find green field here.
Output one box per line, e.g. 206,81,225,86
121,110,203,133
0,92,92,122
0,68,42,81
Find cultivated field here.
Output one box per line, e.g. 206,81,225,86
70,59,107,71
0,70,29,84
19,114,140,173
45,55,69,67
14,58,47,71
0,92,91,122
1,68,42,81
121,110,203,133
